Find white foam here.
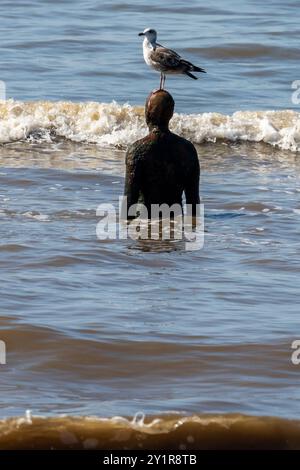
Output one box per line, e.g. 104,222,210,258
0,99,299,152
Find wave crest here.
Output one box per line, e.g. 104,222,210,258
1,412,300,449
0,99,299,152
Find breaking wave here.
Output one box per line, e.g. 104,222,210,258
1,412,300,450
0,99,299,152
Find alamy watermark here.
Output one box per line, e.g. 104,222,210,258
0,340,6,365
291,80,300,105
96,197,204,251
291,340,300,365
0,81,6,100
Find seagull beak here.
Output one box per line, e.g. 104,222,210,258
138,32,144,36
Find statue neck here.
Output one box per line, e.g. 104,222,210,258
148,123,169,133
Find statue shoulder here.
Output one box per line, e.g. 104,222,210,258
126,135,155,162
171,132,198,158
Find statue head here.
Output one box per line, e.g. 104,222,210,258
145,90,175,131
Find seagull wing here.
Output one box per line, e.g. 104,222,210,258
150,45,182,71
156,43,181,58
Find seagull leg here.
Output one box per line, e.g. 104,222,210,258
159,73,163,90
162,74,166,89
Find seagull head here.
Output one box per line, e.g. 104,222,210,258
138,28,157,43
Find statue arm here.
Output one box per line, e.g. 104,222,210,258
122,149,142,219
184,148,200,217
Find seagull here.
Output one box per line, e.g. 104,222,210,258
138,28,206,90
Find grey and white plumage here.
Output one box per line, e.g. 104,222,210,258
138,28,206,89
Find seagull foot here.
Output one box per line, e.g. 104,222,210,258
153,87,167,94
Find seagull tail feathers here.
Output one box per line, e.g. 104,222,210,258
185,71,198,80
192,65,206,73
181,59,206,75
